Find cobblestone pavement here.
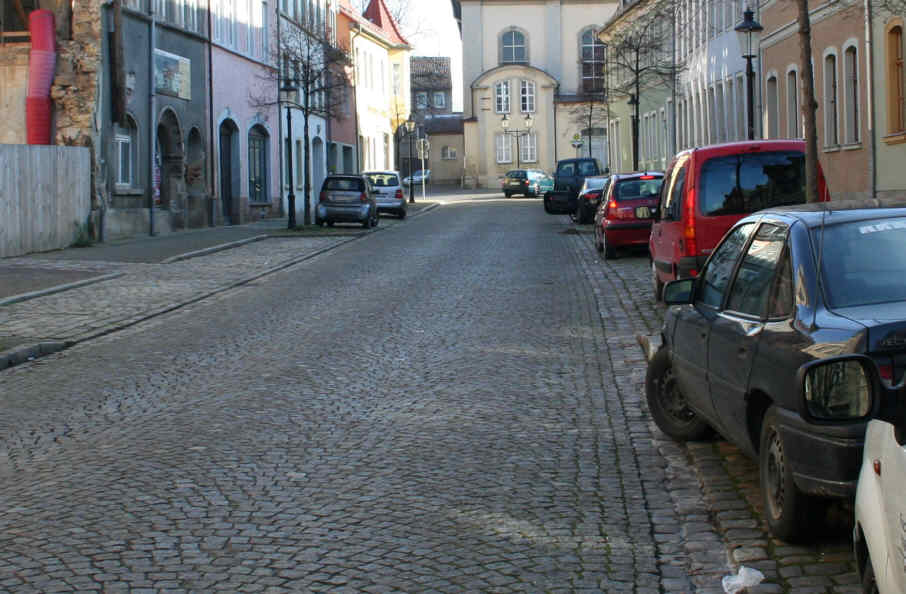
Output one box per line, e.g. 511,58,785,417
0,195,860,592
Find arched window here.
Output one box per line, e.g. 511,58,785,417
500,30,527,64
114,115,138,188
581,28,605,94
248,125,269,203
843,45,859,144
824,51,839,146
887,23,905,134
766,75,779,139
786,68,800,138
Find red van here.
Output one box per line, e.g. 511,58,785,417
649,140,829,299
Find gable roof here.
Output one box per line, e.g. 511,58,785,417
362,0,410,47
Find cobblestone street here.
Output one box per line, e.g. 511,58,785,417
0,194,862,592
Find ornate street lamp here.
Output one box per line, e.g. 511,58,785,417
404,116,416,203
280,78,299,228
735,5,763,141
500,113,534,169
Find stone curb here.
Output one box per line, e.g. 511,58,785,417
0,341,69,371
160,234,269,264
0,272,126,307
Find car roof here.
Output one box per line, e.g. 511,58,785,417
610,171,664,180
746,198,906,228
674,139,807,161
363,170,399,176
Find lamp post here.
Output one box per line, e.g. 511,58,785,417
735,5,763,141
500,113,534,169
280,78,299,229
628,94,639,171
404,116,416,203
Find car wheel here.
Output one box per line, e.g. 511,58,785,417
652,261,664,301
544,199,553,214
760,407,823,542
595,227,604,253
861,552,880,594
602,232,617,260
398,209,407,220
504,191,512,198
326,221,334,227
645,348,711,441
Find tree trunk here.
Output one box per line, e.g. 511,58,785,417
797,0,821,202
303,108,312,226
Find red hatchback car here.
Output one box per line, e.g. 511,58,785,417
594,172,664,259
649,140,829,299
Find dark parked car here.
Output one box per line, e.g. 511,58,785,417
543,158,604,214
316,174,379,228
593,172,663,258
646,201,906,542
572,175,609,224
502,169,554,197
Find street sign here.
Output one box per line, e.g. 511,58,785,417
417,138,430,159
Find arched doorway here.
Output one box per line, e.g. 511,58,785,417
219,119,239,224
248,125,269,205
156,109,185,214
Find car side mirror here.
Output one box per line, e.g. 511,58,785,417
795,355,898,423
663,278,695,305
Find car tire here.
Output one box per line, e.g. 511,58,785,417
504,191,512,198
861,552,880,594
652,261,664,301
602,233,617,260
759,407,824,542
595,227,604,253
544,199,553,214
645,348,711,441
326,221,334,227
398,209,407,220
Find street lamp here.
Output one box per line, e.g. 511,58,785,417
500,113,534,169
628,94,639,171
735,4,763,141
404,116,416,204
280,78,299,229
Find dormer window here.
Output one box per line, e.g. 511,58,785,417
501,30,527,64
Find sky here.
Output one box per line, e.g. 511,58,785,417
401,0,464,112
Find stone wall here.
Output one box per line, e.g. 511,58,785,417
0,45,30,144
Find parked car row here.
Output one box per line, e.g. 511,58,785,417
316,171,408,228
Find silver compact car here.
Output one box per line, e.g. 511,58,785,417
364,171,407,219
316,175,379,228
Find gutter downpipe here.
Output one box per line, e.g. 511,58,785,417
864,0,876,199
207,0,216,225
351,23,362,171
148,0,156,235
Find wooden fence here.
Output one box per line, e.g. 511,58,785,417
0,145,91,258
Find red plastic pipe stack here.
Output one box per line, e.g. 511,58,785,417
26,10,56,145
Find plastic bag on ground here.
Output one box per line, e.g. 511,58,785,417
721,566,765,593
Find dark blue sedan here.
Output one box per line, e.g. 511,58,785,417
645,200,906,542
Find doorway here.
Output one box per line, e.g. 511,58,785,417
219,119,239,224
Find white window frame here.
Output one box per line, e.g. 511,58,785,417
823,48,840,147
520,80,535,113
416,91,428,109
495,80,510,114
495,133,512,163
433,92,445,108
842,41,860,145
114,120,136,188
520,132,537,163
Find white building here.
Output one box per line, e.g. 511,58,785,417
461,0,619,187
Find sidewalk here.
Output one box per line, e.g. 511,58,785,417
0,202,438,369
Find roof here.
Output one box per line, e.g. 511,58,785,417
362,0,410,47
411,56,451,77
761,199,906,227
424,115,464,135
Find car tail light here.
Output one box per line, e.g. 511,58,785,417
879,364,893,382
639,175,656,180
395,189,403,199
605,199,617,218
586,191,601,201
319,191,327,202
359,192,368,203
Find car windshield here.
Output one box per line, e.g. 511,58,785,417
366,174,399,187
324,178,364,191
614,177,663,201
506,171,526,179
815,216,906,308
700,151,807,216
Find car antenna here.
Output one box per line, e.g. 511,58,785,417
813,203,830,329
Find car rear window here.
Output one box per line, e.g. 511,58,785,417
324,177,364,191
366,173,399,187
614,177,663,201
578,161,598,176
506,171,526,179
700,151,806,216
815,217,906,308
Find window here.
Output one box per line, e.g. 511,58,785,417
698,223,756,308
501,30,527,64
766,75,779,139
888,24,905,133
433,92,445,108
824,52,839,146
726,224,787,317
661,157,688,220
393,63,401,95
767,247,793,319
844,45,859,144
114,117,137,188
441,146,457,160
416,91,428,109
520,132,537,163
787,69,800,138
581,28,605,93
495,133,512,163
248,126,269,203
495,80,510,113
699,151,806,216
520,80,535,113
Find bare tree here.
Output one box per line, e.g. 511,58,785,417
601,0,683,170
564,92,611,163
794,0,820,203
251,24,352,226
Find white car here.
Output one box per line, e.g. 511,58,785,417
363,171,407,219
855,417,906,594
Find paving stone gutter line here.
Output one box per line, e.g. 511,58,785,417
0,203,440,371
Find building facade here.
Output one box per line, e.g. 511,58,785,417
870,2,906,200
461,0,618,188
